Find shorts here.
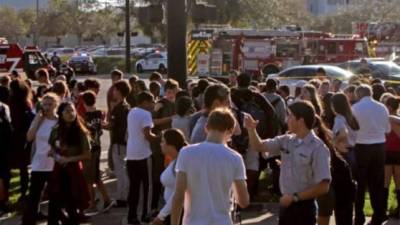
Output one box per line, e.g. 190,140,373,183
385,151,400,165
317,187,335,217
83,147,101,183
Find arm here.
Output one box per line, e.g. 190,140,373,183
27,113,44,142
154,117,173,126
232,180,250,208
171,172,187,225
143,126,160,143
244,114,268,152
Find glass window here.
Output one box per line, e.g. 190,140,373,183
327,42,336,54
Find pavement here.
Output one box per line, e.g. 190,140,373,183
1,74,399,225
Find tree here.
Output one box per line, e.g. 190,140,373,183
309,0,400,33
0,6,26,41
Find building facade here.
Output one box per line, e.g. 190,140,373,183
307,0,351,16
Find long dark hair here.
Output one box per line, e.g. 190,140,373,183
303,84,322,116
163,129,188,175
322,92,335,129
163,128,188,153
56,102,89,147
331,93,360,131
9,79,32,108
314,115,344,161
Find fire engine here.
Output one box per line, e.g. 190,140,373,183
0,41,51,79
353,22,400,58
188,28,369,77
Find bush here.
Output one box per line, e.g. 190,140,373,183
93,57,138,74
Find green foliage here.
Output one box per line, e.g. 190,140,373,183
93,57,138,74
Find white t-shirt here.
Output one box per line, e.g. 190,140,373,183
126,107,154,160
158,160,177,218
31,119,57,171
176,142,246,225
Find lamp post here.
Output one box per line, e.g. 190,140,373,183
167,0,187,88
125,0,131,73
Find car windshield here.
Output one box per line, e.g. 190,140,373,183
372,62,400,76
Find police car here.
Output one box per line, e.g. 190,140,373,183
135,52,167,73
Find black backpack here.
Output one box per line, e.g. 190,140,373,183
231,89,278,156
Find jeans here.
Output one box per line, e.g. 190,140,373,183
112,144,129,201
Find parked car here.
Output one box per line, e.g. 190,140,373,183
67,54,97,74
91,47,125,58
338,59,400,80
268,65,354,94
135,52,167,73
46,47,75,57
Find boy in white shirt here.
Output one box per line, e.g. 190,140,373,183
126,91,159,224
171,108,249,225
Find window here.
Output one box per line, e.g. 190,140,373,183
327,42,337,54
28,54,39,65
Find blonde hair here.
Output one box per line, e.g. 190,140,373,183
42,92,60,104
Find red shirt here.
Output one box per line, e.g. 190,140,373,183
385,131,400,152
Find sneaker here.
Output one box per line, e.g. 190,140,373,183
115,200,127,208
103,200,115,212
84,206,98,217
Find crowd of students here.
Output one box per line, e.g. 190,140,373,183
0,67,399,225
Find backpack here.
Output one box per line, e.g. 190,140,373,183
231,89,278,156
270,96,288,134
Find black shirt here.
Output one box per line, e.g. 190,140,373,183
110,101,130,145
85,110,103,149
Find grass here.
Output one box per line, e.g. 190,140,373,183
364,180,398,216
6,169,400,217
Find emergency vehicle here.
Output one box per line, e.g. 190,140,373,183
0,42,51,79
188,28,369,77
353,22,400,58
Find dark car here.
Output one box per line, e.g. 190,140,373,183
67,55,97,74
338,60,400,81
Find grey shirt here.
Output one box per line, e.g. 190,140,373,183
262,131,331,195
190,115,208,144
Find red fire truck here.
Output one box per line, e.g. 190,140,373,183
0,42,51,79
207,29,369,77
353,22,400,57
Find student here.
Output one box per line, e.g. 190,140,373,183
81,91,114,214
151,79,179,214
331,93,359,164
0,102,11,216
300,84,323,116
103,80,131,207
47,102,91,225
383,96,400,218
172,96,195,141
22,93,59,225
171,108,249,225
244,101,331,225
152,129,187,225
126,91,159,224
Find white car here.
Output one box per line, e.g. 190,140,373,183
268,65,354,95
135,52,167,73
